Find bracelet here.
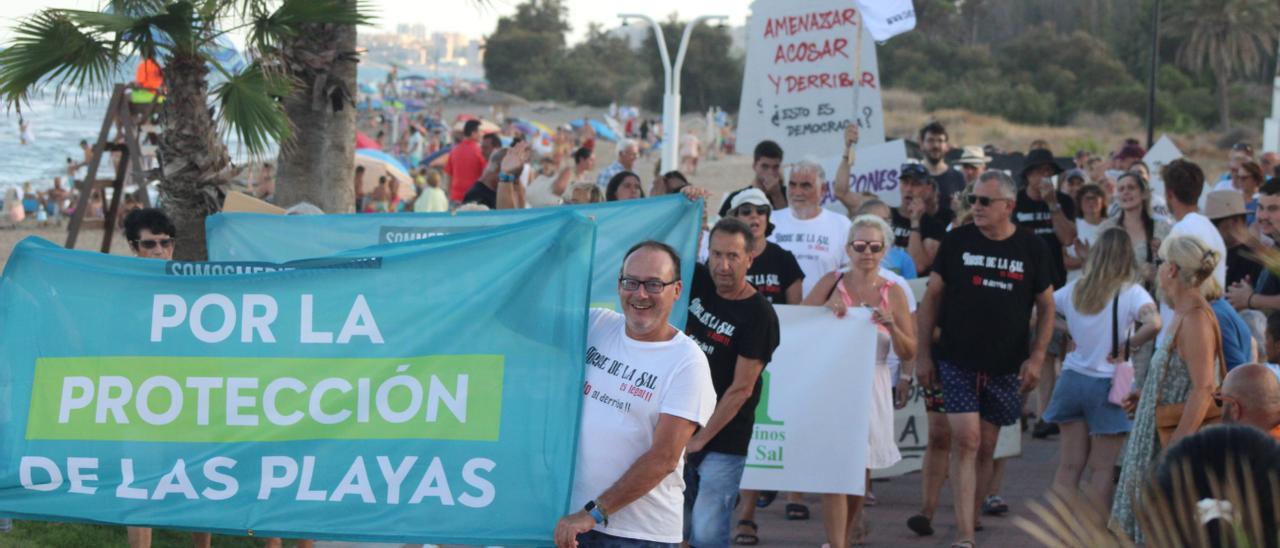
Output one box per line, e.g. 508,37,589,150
1248,294,1255,309
899,373,913,382
498,173,515,183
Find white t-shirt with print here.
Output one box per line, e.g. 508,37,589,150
572,308,717,543
1055,282,1155,378
768,207,852,298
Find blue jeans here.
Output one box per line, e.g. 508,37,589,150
575,530,677,548
683,451,747,548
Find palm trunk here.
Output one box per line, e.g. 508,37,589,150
275,15,358,213
157,52,231,261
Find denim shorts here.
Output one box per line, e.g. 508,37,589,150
937,360,1022,426
1042,368,1132,435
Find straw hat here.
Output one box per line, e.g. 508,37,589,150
956,146,992,166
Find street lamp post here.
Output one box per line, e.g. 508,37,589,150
619,13,727,172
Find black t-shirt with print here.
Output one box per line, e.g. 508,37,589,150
932,168,967,211
685,264,781,455
745,242,805,304
1014,188,1076,289
890,207,947,249
932,224,1054,375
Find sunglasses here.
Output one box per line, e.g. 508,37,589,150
132,238,174,250
734,205,770,216
849,240,885,254
966,195,1009,207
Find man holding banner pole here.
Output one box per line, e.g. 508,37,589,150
556,242,716,548
681,217,780,548
916,171,1054,548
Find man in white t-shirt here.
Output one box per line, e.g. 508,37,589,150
555,241,717,548
768,159,852,298
1160,159,1228,338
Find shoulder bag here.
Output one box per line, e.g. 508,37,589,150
1154,306,1225,447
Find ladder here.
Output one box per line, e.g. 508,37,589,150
65,83,153,252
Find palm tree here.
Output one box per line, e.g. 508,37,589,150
273,1,360,214
0,0,366,260
1164,0,1280,130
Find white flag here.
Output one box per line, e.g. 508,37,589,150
854,0,917,41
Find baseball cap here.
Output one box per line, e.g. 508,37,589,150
729,188,770,211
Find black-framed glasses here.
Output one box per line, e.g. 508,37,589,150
619,277,678,294
131,238,174,250
966,195,1009,207
734,204,770,217
849,240,885,254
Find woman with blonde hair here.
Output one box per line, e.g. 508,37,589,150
805,214,917,547
1044,228,1161,512
1111,235,1225,541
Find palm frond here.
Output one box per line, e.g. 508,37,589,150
0,11,122,109
105,0,169,17
245,0,372,55
212,62,293,157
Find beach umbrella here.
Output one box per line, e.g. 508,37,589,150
355,132,379,150
423,146,452,168
510,120,539,136
569,118,620,142
355,149,415,201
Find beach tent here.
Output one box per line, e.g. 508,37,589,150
355,149,415,201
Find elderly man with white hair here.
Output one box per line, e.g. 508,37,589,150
597,139,640,187
768,158,851,298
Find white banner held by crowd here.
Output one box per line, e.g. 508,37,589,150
737,0,887,162
742,305,877,496
872,388,1023,479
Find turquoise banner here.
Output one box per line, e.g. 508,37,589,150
0,212,596,545
205,195,704,326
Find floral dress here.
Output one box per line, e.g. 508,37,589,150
1109,329,1193,542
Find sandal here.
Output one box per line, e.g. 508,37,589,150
907,514,933,536
733,519,759,545
951,541,976,548
784,502,810,520
982,494,1009,516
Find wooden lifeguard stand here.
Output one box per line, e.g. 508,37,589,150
64,83,153,252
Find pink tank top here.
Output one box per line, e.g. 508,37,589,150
835,272,893,365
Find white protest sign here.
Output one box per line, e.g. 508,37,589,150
737,0,886,164
820,139,908,210
1143,134,1183,198
742,305,876,495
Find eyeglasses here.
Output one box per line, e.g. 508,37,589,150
734,205,770,216
849,240,885,254
619,277,678,294
132,238,174,250
966,195,1010,207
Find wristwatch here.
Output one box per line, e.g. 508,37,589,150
584,500,609,525
498,173,515,183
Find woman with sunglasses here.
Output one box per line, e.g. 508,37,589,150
727,188,804,305
805,215,917,548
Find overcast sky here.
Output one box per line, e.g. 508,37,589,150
0,1,753,44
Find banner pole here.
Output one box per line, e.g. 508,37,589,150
850,10,865,163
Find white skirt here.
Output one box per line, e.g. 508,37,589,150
867,363,902,470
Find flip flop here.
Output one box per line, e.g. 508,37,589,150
951,541,976,548
785,502,810,520
733,519,759,545
907,514,934,536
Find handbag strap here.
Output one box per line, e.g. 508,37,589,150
1155,305,1227,408
1111,292,1120,360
